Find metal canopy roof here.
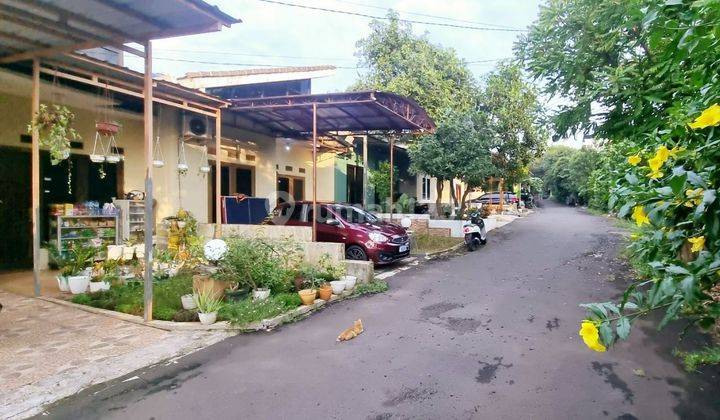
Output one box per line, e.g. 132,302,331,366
228,91,436,137
0,0,239,63
46,52,229,109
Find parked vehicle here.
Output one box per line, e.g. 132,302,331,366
471,192,518,205
463,211,487,251
270,201,410,265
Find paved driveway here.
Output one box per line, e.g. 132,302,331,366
41,203,720,419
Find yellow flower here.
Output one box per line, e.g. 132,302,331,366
688,236,705,253
579,321,607,352
656,146,670,163
668,146,682,158
684,188,704,207
632,205,650,226
627,154,641,166
646,154,664,179
689,104,720,129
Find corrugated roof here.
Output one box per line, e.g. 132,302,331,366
0,0,239,63
181,65,337,79
228,91,436,137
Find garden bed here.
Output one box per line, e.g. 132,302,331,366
67,274,389,331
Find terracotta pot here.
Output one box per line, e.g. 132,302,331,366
318,284,332,301
298,289,317,306
192,274,226,300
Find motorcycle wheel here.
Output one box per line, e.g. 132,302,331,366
465,234,479,251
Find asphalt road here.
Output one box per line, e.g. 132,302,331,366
41,202,720,419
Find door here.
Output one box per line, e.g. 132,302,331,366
277,175,305,205
347,164,363,204
0,148,31,269
210,165,231,222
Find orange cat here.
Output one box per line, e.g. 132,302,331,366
337,319,364,341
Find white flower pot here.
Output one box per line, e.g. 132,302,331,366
253,288,270,301
105,155,121,163
122,246,135,260
198,312,217,325
89,154,105,163
100,281,111,291
199,166,211,173
330,280,346,295
153,160,165,168
89,282,105,293
181,294,197,310
340,275,357,291
107,245,123,260
67,275,90,294
56,275,69,292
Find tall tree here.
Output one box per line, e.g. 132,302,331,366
352,11,476,123
479,62,548,184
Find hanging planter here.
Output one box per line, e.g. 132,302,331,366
104,133,123,163
95,121,120,136
152,136,165,168
177,139,189,174
198,145,211,174
90,131,106,163
28,104,80,165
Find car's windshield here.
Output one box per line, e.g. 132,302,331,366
332,204,378,224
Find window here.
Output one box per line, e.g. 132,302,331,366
306,205,334,224
332,205,377,224
421,176,432,200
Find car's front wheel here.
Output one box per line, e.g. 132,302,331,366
346,244,368,261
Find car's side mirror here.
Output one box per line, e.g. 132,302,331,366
325,219,340,226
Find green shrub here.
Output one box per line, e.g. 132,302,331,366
353,280,389,296
217,236,301,293
218,292,301,325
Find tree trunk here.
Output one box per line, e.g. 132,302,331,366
434,179,444,218
459,186,472,216
449,179,458,217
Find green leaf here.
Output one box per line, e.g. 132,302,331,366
599,322,615,347
625,173,639,185
618,201,635,218
659,299,683,330
669,173,687,195
616,317,631,340
655,186,673,196
680,275,695,301
666,265,690,275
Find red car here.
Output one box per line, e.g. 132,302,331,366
270,201,410,264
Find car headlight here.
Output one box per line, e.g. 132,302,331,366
368,232,388,243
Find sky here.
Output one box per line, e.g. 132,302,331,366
123,0,586,147
124,0,543,92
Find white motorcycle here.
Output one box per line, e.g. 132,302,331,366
463,211,488,251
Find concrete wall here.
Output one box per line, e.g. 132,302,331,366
198,223,312,241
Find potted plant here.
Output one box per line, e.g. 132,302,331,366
47,243,70,292
330,279,346,295
297,263,319,305
193,238,228,300
63,244,96,294
28,104,80,165
340,275,357,291
181,294,197,310
252,288,271,301
193,286,223,325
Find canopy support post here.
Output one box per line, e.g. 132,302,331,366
362,135,368,208
31,58,40,297
214,109,222,238
389,136,394,220
142,41,154,322
312,103,317,242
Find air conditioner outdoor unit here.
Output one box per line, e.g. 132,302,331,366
182,114,212,142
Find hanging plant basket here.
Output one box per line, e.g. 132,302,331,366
95,121,120,135
198,145,211,173
28,104,80,165
153,136,165,168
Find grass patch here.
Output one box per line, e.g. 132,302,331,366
412,234,463,254
676,347,720,372
70,274,193,320
353,280,389,296
218,292,301,325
